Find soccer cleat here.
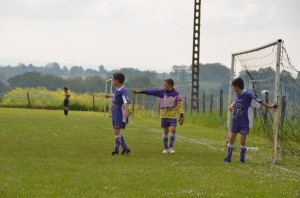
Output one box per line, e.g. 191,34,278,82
163,149,168,154
239,159,245,164
112,150,119,156
169,147,175,154
223,157,231,163
121,148,131,155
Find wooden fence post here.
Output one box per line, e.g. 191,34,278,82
220,89,223,117
184,97,188,112
27,92,31,108
210,94,213,114
203,93,205,113
92,95,95,111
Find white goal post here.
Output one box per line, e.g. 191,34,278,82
226,39,282,164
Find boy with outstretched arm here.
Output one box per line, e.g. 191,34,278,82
133,78,184,154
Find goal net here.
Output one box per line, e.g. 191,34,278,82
227,39,300,163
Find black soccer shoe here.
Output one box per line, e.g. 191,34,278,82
112,150,119,156
121,148,131,155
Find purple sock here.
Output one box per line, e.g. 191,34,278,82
240,146,247,161
121,135,128,150
226,144,234,160
114,135,121,152
169,134,175,148
163,135,168,149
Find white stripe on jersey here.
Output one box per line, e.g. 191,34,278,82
251,98,261,108
122,95,128,104
248,99,261,128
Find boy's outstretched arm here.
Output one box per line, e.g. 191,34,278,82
104,94,113,98
132,89,163,97
132,90,143,94
262,102,278,109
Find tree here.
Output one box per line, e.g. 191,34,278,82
62,66,69,75
69,66,84,77
99,65,107,74
0,72,6,82
44,62,62,76
170,65,192,83
85,69,99,76
83,76,105,92
7,72,65,91
0,81,8,93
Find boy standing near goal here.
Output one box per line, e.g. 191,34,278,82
224,78,277,163
105,72,131,156
63,87,70,116
132,79,184,154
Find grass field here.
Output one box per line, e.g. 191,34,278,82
0,108,299,197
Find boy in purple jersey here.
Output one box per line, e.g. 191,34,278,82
105,72,131,156
224,78,277,163
133,79,184,154
63,87,70,116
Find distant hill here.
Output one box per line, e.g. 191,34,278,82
0,62,232,100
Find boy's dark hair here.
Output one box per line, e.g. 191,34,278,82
232,78,244,89
164,78,174,87
113,72,125,84
64,87,68,91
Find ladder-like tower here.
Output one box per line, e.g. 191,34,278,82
191,0,201,113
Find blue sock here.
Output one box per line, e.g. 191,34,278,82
163,135,168,149
114,135,121,152
121,135,128,150
240,146,247,162
226,144,234,160
169,133,175,148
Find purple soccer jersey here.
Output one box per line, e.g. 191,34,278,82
231,89,263,132
112,86,130,128
143,89,183,118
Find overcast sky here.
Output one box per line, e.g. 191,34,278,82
0,0,299,72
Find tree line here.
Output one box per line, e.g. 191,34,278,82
1,62,299,110
0,63,231,95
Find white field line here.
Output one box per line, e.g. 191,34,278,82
271,165,300,176
177,135,218,151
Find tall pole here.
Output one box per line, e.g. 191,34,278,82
272,39,282,164
191,0,201,113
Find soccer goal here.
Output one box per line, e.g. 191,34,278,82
227,39,300,164
104,79,113,117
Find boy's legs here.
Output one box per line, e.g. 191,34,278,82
112,128,122,155
163,127,169,153
224,132,237,162
120,131,130,155
112,122,130,156
63,100,69,115
169,126,176,153
161,118,177,153
240,134,247,163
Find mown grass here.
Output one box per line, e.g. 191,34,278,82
0,108,299,197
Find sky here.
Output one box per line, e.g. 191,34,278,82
0,0,299,73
